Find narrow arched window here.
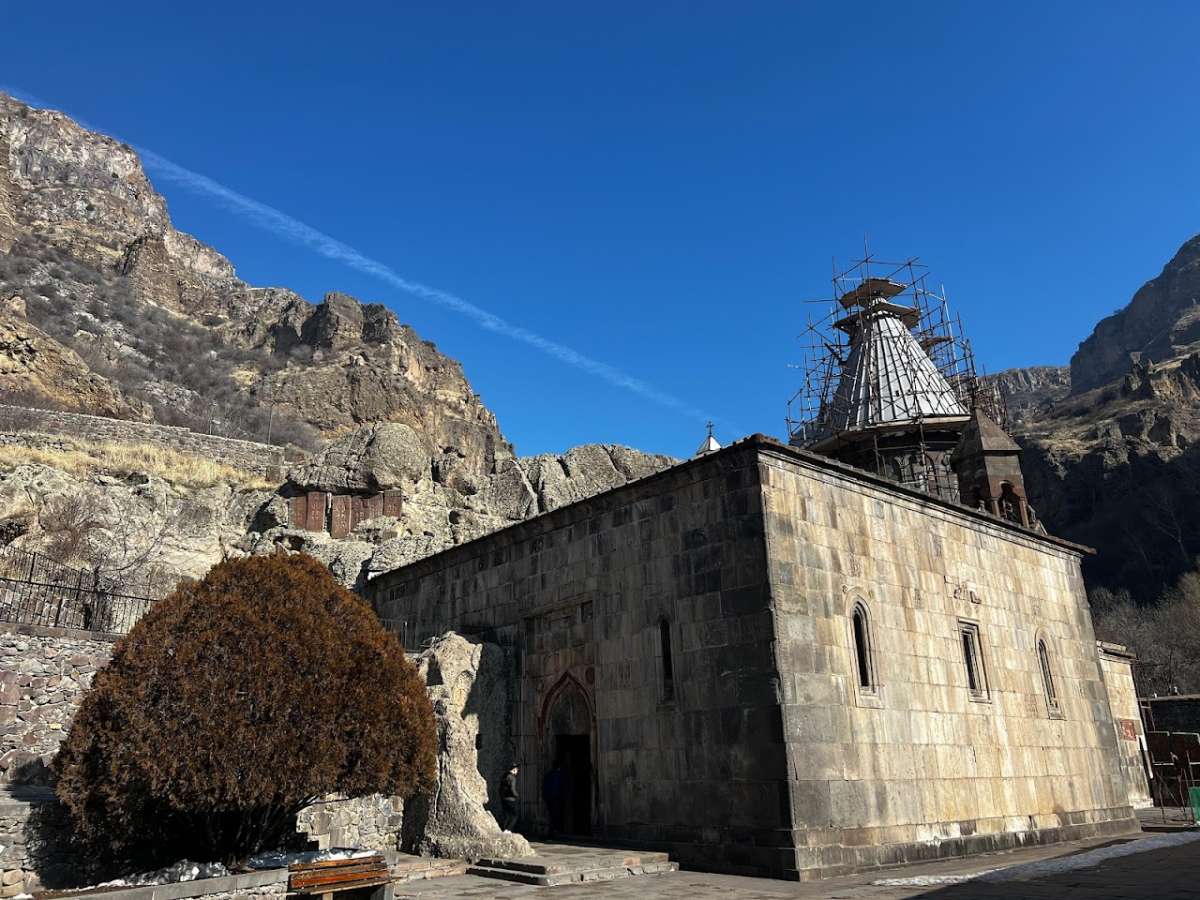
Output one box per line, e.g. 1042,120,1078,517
1038,639,1060,716
659,619,675,702
852,603,875,692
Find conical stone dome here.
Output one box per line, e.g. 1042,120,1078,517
820,304,968,440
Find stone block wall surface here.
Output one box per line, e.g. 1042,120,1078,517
757,445,1139,877
372,438,1149,879
0,404,289,474
1098,647,1152,809
0,787,51,895
372,446,792,875
296,794,404,851
0,625,116,784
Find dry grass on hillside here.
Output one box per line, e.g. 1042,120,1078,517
0,441,277,490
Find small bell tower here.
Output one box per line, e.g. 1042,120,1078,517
951,406,1035,528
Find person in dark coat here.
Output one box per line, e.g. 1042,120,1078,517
499,763,520,832
542,761,565,836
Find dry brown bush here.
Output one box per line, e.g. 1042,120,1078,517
53,554,436,869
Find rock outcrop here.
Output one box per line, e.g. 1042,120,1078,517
240,428,676,591
0,92,681,597
1070,234,1200,394
973,234,1200,603
0,296,143,418
0,460,272,592
985,365,1071,425
1016,350,1200,601
0,91,508,467
402,633,532,860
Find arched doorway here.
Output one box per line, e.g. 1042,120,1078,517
540,675,594,837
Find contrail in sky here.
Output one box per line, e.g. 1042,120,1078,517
3,86,735,432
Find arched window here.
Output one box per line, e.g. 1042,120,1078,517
1038,638,1060,716
659,619,675,702
851,602,875,693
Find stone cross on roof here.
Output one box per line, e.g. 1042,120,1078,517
695,421,722,457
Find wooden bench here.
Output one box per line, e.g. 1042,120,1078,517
288,854,393,900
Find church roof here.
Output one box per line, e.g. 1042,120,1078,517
819,306,968,438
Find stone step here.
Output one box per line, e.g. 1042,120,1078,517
474,851,672,876
465,865,576,886
467,860,678,885
385,853,469,883
472,857,568,875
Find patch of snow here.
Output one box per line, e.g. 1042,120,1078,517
978,832,1200,882
872,870,999,886
872,832,1200,887
88,860,229,889
247,848,378,870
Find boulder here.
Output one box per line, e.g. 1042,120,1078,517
288,423,431,493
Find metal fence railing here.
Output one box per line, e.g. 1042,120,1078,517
0,546,158,635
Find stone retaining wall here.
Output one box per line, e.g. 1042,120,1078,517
55,869,289,900
0,624,117,785
297,794,405,852
0,404,292,474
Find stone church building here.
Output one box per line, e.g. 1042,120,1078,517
369,273,1147,879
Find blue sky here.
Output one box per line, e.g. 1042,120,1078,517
6,2,1199,457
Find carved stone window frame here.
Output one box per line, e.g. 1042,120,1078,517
958,618,991,703
847,593,883,709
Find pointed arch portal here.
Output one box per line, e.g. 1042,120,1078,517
539,674,595,836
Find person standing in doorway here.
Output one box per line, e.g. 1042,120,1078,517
543,760,565,836
500,763,520,832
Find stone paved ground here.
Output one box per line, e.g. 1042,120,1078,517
393,832,1199,900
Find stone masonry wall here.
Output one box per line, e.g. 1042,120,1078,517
296,794,404,852
371,437,1146,879
1098,645,1152,809
0,625,118,893
0,404,289,474
759,444,1138,876
372,447,790,875
0,625,115,784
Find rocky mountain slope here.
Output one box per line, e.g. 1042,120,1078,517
0,92,675,593
1070,235,1200,394
0,91,507,479
985,365,1071,425
1010,234,1200,602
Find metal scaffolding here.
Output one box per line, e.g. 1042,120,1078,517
786,252,1005,500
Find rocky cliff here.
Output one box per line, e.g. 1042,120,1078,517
0,91,508,480
985,365,1071,425
0,92,676,594
1013,353,1200,602
1070,234,1200,394
1008,234,1200,601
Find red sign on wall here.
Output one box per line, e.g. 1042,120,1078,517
1117,718,1140,741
